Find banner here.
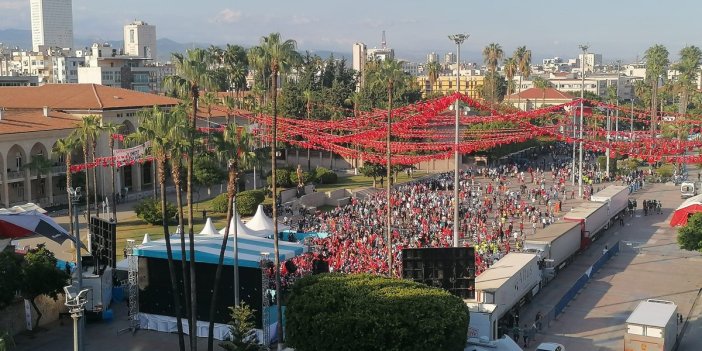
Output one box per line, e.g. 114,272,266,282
113,141,151,167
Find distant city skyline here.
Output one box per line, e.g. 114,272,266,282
1,0,701,63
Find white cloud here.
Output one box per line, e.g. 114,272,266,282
212,8,242,24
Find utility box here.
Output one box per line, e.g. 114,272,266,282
624,299,678,351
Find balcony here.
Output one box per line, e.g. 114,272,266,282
52,165,67,174
6,169,24,180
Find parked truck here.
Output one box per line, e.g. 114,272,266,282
625,299,679,351
564,201,611,244
466,253,541,340
591,185,629,216
524,221,581,272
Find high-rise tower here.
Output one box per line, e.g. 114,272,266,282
124,20,157,59
30,0,74,52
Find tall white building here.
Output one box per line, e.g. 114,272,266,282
427,52,438,63
124,20,157,59
444,52,456,65
352,43,366,90
30,0,74,52
577,53,603,73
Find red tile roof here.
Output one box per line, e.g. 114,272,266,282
0,109,79,135
504,87,575,101
0,84,180,110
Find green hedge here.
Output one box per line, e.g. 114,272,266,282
210,189,266,216
314,167,338,184
266,169,293,188
286,273,469,351
134,198,177,225
290,170,315,185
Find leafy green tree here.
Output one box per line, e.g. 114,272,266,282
674,45,702,115
71,115,101,220
532,76,552,107
514,46,532,108
503,57,517,95
194,153,226,193
426,61,442,95
53,136,80,237
359,163,386,187
483,43,504,103
644,44,670,135
286,273,470,351
219,302,266,351
481,71,507,103
678,212,702,252
19,245,69,328
0,250,22,310
23,154,53,202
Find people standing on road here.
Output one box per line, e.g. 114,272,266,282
512,324,521,342
535,311,543,330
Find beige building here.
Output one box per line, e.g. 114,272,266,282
416,74,484,99
504,87,575,111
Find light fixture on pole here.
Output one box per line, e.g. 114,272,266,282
578,44,589,198
449,33,468,248
68,187,84,351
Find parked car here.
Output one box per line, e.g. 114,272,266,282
536,342,566,351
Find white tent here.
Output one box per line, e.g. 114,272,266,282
245,204,290,235
219,210,259,237
199,217,219,235
142,233,152,244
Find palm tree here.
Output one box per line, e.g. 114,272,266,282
131,106,186,351
102,122,121,221
674,45,702,115
23,154,53,204
90,120,103,215
253,32,301,349
367,58,407,277
503,57,518,96
207,123,255,350
163,48,216,351
72,115,100,221
426,61,441,95
644,44,670,136
302,89,314,171
53,137,79,238
532,76,551,108
514,46,532,109
482,43,504,104
200,91,218,149
223,44,249,103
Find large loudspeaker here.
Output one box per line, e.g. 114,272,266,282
89,216,117,272
401,247,476,299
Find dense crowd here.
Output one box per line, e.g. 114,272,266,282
278,143,599,283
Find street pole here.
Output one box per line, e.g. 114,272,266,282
571,106,576,185
631,99,635,142
69,187,84,351
449,33,468,248
578,44,589,198
606,109,610,177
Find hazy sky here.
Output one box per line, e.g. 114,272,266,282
2,0,701,62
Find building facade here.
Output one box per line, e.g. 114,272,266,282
124,20,157,59
77,43,161,92
416,74,484,99
30,0,74,52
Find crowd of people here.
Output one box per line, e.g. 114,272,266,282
278,143,604,282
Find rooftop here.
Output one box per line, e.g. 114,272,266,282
527,221,580,244
475,253,537,291
504,87,575,101
0,109,78,135
626,299,677,328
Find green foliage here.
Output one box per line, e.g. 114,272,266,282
0,250,22,309
359,163,386,181
314,167,338,184
210,193,230,213
266,169,293,188
286,273,469,351
596,155,617,174
194,154,226,187
678,212,702,252
134,198,178,225
655,163,675,178
290,169,315,185
619,158,642,173
20,245,70,327
219,302,267,351
480,71,507,102
236,190,266,216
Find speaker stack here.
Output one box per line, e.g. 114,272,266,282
401,247,476,299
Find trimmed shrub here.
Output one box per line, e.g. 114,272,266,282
266,169,293,188
596,155,617,175
135,198,177,225
236,190,266,216
210,193,229,213
286,273,469,351
290,170,315,185
314,167,338,184
655,163,675,179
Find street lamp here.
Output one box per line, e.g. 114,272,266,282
67,187,84,351
449,33,468,248
578,44,589,198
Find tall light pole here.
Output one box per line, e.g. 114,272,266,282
449,33,468,248
68,187,84,351
578,44,589,198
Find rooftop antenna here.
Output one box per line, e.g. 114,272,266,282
381,30,386,49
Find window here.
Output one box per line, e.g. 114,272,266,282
15,154,22,169
130,29,135,43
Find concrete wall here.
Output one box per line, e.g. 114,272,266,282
0,294,67,336
299,188,352,208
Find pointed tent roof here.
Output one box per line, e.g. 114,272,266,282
199,217,219,235
219,210,259,237
245,204,290,234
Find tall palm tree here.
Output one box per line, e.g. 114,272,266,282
426,61,441,95
674,45,702,115
532,76,551,108
53,137,79,238
200,91,218,149
253,32,301,349
23,154,52,204
102,122,121,221
644,44,670,136
72,115,100,221
221,95,237,126
90,120,103,215
163,48,216,351
223,44,249,103
482,43,504,104
131,106,186,351
207,123,255,351
367,58,407,277
302,89,314,171
503,57,518,96
514,46,532,109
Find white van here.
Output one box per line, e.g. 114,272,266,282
681,182,696,198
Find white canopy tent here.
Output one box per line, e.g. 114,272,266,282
219,210,260,237
199,217,219,235
245,205,290,236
